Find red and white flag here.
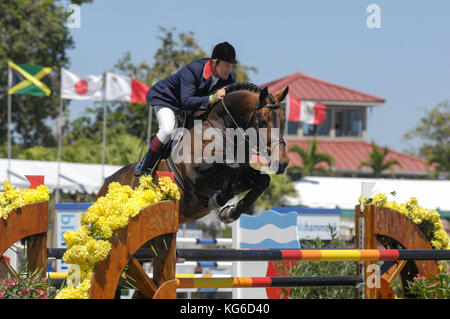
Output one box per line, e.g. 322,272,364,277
61,68,103,100
105,72,149,103
287,95,327,125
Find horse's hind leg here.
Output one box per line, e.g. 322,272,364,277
218,167,270,224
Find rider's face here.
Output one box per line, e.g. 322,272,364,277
213,60,233,80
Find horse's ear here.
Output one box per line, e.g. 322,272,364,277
274,86,289,103
259,87,269,106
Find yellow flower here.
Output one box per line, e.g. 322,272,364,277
157,177,180,200
372,193,387,206
58,175,179,298
0,180,50,220
139,175,154,189
438,262,447,273
362,193,450,250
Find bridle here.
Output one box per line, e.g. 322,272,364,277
219,94,286,156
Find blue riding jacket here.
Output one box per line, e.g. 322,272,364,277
146,58,236,112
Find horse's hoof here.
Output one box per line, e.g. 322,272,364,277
218,205,239,224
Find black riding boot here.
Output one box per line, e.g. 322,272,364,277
135,149,161,175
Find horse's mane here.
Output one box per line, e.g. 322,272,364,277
224,82,261,95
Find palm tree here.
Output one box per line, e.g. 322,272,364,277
359,142,402,177
289,140,335,176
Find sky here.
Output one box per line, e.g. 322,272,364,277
62,0,450,153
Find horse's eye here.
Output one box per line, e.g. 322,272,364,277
258,119,268,127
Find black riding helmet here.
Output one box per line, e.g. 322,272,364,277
211,42,237,64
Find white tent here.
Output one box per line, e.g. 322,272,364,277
284,176,450,213
0,158,122,194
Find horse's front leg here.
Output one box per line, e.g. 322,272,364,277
218,167,270,224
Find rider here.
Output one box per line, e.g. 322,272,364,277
135,41,238,175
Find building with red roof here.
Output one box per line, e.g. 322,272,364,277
260,73,432,178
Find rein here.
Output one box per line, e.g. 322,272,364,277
219,96,286,155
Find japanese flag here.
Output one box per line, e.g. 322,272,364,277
105,72,149,103
61,68,103,100
287,95,327,125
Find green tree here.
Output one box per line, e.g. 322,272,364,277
148,26,208,83
12,24,258,165
288,140,335,176
108,26,258,141
146,26,257,84
427,145,450,179
61,26,258,165
254,173,298,211
403,100,450,179
359,142,401,178
0,0,92,151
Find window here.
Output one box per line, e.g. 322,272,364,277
285,107,364,138
287,121,299,135
335,109,363,137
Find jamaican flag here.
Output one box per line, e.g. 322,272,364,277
8,61,52,96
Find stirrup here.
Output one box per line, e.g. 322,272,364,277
135,150,152,176
135,150,161,176
135,157,146,176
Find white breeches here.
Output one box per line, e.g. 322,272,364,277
153,106,177,144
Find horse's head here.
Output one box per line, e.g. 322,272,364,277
255,86,290,174
216,82,289,174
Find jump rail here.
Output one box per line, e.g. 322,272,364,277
48,248,450,262
10,202,447,300
176,276,363,288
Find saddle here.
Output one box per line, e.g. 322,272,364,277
147,109,210,193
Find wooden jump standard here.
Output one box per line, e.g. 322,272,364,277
9,202,446,299
355,204,442,299
0,202,48,278
88,200,179,299
46,204,448,299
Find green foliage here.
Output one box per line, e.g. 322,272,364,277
221,225,232,238
149,26,208,83
18,145,57,161
359,141,401,177
255,173,298,211
105,26,258,144
15,129,142,165
58,26,257,165
0,0,92,148
144,26,257,84
426,145,450,179
405,272,450,299
403,100,450,179
4,15,257,165
279,226,356,299
288,140,335,176
0,263,49,299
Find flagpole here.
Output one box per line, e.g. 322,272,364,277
101,73,107,181
7,63,12,181
147,104,153,147
284,94,290,137
56,97,64,203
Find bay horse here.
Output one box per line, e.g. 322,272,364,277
96,82,290,225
